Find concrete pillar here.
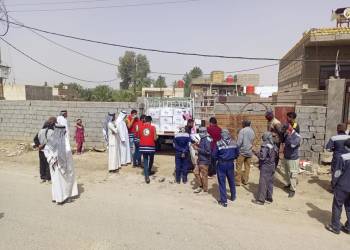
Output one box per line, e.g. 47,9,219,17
325,78,346,142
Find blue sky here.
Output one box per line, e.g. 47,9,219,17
1,0,349,88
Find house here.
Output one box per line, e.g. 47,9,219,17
141,87,184,98
277,27,350,105
190,71,259,98
3,84,53,100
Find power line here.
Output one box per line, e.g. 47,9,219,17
150,63,279,76
2,18,349,64
21,24,278,76
0,0,9,36
7,16,279,77
0,37,117,83
8,0,126,7
27,24,118,66
28,28,278,76
8,0,202,13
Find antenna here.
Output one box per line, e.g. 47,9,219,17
335,49,340,79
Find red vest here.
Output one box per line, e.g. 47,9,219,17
134,120,142,138
139,123,156,147
127,115,138,134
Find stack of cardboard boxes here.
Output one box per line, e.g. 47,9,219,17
147,107,191,132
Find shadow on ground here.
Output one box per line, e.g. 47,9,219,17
308,176,332,192
306,202,331,225
0,213,4,219
242,183,259,199
208,183,220,201
275,168,289,193
78,183,85,197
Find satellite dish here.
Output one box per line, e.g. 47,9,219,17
344,8,350,19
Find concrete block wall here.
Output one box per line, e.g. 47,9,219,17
214,103,327,164
0,100,137,148
296,105,327,163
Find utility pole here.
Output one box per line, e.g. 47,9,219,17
0,47,11,100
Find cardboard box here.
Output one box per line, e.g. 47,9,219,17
160,108,174,117
173,108,185,117
173,115,186,125
160,116,173,124
160,123,174,132
147,108,160,119
152,118,160,126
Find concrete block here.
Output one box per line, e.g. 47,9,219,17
312,120,326,127
300,125,310,132
297,113,311,119
320,151,332,164
316,140,325,146
309,127,316,132
301,132,314,139
301,144,311,151
309,139,316,145
311,145,323,152
312,152,320,163
316,127,325,133
315,133,325,140
298,119,312,126
303,151,312,157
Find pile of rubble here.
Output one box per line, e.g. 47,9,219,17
0,143,31,157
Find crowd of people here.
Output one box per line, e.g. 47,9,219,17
32,108,350,235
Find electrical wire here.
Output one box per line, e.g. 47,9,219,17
0,37,117,83
2,18,349,64
8,0,127,7
7,16,279,77
8,0,202,13
0,0,9,36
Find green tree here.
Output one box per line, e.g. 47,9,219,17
183,66,203,97
190,66,203,79
117,51,151,91
67,83,85,100
154,75,167,88
90,85,114,102
112,89,136,102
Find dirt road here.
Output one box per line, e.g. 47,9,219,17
0,143,350,250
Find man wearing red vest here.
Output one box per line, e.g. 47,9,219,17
126,110,138,166
138,116,157,184
133,114,146,167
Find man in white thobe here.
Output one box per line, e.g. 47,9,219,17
116,111,131,165
57,110,71,152
44,125,78,204
103,112,121,172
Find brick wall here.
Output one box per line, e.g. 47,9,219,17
214,103,327,163
296,106,327,163
216,113,266,148
0,100,137,148
215,103,269,148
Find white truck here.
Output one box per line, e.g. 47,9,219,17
142,97,195,150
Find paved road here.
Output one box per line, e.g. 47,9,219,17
1,164,350,250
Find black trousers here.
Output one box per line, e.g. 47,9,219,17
39,151,51,181
209,157,217,177
257,169,274,202
331,188,350,231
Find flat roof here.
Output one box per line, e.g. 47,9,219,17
281,27,350,60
